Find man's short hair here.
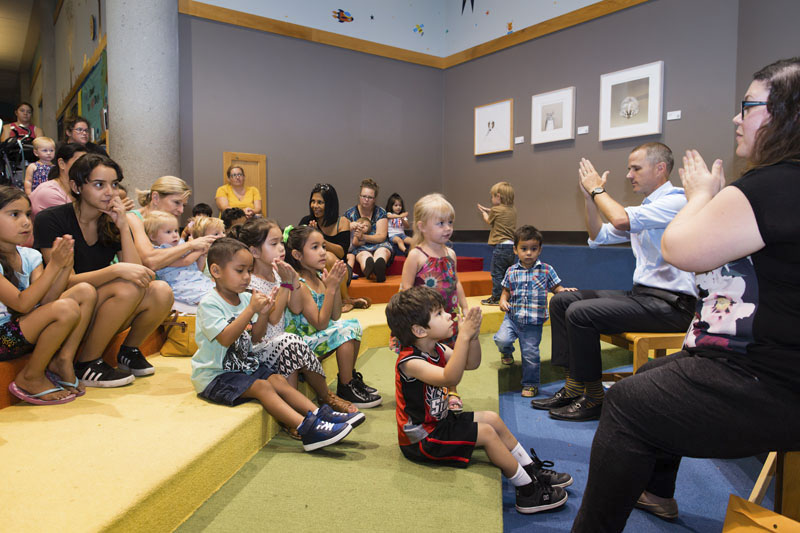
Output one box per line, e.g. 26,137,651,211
386,286,445,347
632,142,674,176
513,225,543,246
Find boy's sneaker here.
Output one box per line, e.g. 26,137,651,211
515,478,568,514
524,447,573,488
297,410,352,451
317,403,365,428
521,386,539,398
481,296,500,306
75,358,135,388
352,370,378,393
336,379,382,408
117,347,155,377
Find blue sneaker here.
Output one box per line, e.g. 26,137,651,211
297,411,352,452
317,404,365,428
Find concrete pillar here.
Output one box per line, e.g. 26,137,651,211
35,0,57,139
106,0,180,201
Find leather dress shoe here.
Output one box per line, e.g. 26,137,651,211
548,394,602,421
635,491,679,519
530,386,580,410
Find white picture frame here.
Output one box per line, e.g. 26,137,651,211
531,86,576,145
599,61,664,142
474,98,513,155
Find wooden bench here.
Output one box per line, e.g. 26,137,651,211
749,451,800,520
600,331,686,381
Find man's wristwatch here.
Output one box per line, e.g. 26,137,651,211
591,187,606,200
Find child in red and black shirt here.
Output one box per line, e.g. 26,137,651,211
386,286,573,515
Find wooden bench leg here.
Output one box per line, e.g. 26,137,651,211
749,451,776,505
632,338,650,373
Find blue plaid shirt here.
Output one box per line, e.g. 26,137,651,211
502,260,561,325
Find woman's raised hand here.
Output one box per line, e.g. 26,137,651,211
190,235,218,252
103,196,129,230
679,149,726,201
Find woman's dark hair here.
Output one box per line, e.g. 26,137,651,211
386,193,405,214
64,115,90,136
15,102,33,113
221,207,246,230
69,153,123,247
48,143,87,180
192,203,213,217
207,237,248,272
0,186,29,287
232,217,281,249
308,183,340,227
284,225,322,271
749,57,800,169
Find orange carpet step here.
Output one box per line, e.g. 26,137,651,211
348,271,492,305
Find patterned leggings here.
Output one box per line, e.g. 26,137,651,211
254,332,325,378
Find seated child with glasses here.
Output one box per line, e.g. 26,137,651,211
191,238,362,451
386,286,573,514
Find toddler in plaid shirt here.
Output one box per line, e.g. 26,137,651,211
494,226,576,397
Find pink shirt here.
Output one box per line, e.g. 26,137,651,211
30,180,71,216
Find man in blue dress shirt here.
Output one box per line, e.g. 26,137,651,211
531,142,696,421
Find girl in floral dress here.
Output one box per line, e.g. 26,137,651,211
400,193,469,411
283,225,381,408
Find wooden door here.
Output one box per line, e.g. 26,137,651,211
222,152,267,216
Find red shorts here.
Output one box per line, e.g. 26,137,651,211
400,411,477,468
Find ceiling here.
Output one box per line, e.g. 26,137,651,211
0,0,38,72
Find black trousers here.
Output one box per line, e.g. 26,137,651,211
549,289,693,382
571,352,800,533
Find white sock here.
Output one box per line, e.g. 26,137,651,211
511,443,532,466
508,463,533,487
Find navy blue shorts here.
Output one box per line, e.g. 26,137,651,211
0,317,34,361
199,363,276,406
400,411,477,468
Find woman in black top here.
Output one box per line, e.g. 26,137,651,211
299,183,369,310
34,154,173,388
573,57,800,532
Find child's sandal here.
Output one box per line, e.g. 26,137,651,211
448,392,463,413
500,354,514,365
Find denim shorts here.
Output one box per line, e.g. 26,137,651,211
199,363,276,406
0,317,34,361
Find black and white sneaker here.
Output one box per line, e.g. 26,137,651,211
297,410,352,452
352,370,378,394
515,478,568,514
117,347,155,377
75,358,135,388
524,447,574,488
337,377,382,408
317,403,365,428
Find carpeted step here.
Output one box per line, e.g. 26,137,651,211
349,271,492,304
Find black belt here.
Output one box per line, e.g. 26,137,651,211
633,284,696,312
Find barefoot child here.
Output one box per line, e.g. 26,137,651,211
143,211,215,306
233,218,360,417
0,186,97,404
494,226,576,397
283,225,382,408
401,193,468,412
386,286,572,514
386,193,412,253
23,137,56,195
191,238,361,451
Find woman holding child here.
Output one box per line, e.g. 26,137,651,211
34,153,173,387
126,176,218,272
344,178,392,283
573,57,800,531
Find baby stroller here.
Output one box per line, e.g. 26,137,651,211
0,119,35,189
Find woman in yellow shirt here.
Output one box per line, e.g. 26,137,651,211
215,165,261,218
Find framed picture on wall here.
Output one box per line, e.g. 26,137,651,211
599,61,664,141
531,86,576,145
474,98,513,155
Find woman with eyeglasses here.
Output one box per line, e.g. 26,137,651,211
215,165,261,218
573,57,800,532
343,178,393,283
1,102,43,142
63,116,108,156
300,183,370,311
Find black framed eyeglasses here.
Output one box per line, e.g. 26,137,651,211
741,100,767,117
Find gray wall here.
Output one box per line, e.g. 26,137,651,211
178,16,444,224
443,0,740,231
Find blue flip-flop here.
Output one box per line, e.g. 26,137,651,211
46,370,86,397
8,382,76,405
